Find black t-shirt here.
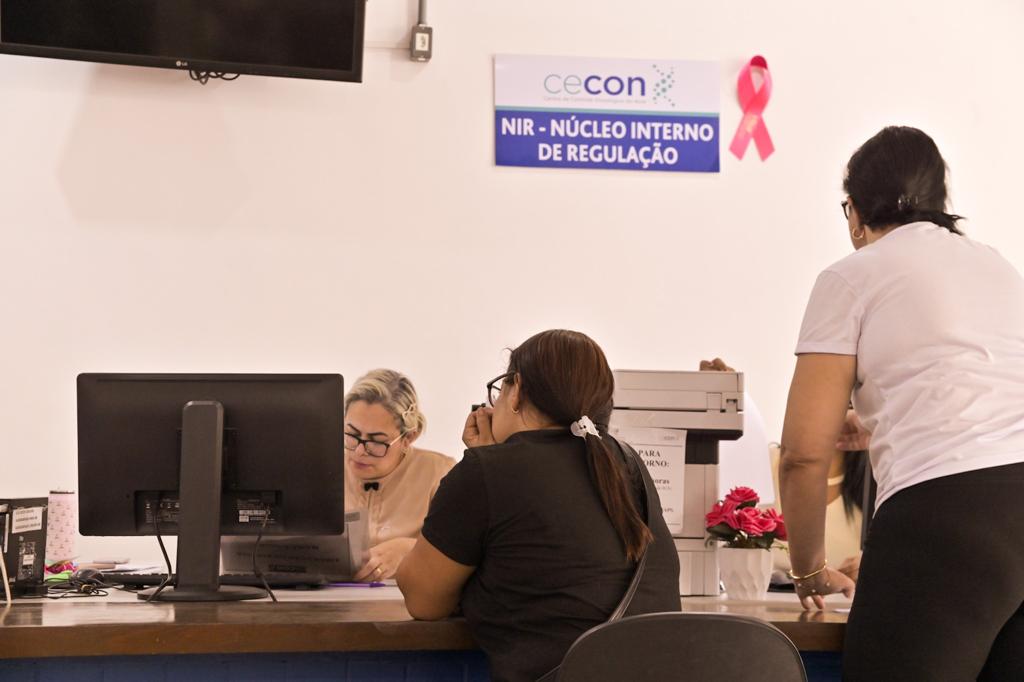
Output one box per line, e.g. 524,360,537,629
421,429,680,682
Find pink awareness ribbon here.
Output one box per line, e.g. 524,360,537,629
729,55,774,161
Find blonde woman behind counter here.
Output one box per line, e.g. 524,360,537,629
344,370,454,581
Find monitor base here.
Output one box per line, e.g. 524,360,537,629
138,584,266,602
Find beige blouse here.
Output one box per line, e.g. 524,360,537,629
345,447,455,547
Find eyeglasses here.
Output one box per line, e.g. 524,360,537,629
841,200,851,220
486,372,514,407
343,431,403,458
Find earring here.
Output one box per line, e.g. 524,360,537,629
512,407,520,414
851,226,865,240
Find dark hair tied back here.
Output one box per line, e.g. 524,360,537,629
844,126,965,235
508,329,652,562
896,194,918,212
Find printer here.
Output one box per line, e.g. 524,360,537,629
610,369,744,596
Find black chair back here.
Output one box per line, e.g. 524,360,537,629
555,611,807,682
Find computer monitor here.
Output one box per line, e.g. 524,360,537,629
77,373,345,601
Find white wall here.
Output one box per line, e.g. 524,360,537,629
2,0,1022,562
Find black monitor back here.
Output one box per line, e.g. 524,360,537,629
77,373,344,537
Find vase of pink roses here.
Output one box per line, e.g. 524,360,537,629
705,486,787,600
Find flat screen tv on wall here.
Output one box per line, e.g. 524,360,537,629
0,0,365,82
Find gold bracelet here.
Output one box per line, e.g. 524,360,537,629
787,559,828,581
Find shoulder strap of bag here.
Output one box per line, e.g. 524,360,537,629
535,436,656,682
606,435,653,622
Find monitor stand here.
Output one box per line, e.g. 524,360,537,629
139,400,266,602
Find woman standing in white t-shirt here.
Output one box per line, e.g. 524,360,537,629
780,126,1024,681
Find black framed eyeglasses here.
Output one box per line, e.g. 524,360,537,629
841,200,851,220
343,431,403,458
486,372,514,407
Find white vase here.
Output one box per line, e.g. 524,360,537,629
718,547,772,600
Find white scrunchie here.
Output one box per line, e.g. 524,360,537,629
570,415,601,440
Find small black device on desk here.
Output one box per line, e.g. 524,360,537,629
0,497,49,598
71,568,106,586
50,568,118,596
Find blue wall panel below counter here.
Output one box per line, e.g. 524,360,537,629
0,650,842,681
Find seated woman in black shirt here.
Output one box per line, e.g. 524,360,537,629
397,329,680,682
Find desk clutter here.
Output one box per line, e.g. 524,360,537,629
1,490,86,603
11,563,382,601
3,513,372,604
1,491,91,603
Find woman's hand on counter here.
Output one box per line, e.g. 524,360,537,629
794,565,856,610
354,537,417,581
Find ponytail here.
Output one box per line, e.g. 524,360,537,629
909,209,964,235
584,435,653,563
862,202,965,236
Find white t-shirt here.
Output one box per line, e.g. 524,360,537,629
796,222,1024,509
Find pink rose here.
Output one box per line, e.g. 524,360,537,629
725,486,760,507
762,508,787,541
736,507,764,536
705,499,738,529
755,512,777,534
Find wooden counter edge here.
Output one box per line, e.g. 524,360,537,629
0,619,480,659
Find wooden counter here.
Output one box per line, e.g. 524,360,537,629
680,594,850,652
0,587,848,659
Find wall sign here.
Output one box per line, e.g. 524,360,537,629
495,54,720,173
609,425,687,535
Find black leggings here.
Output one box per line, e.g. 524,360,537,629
843,462,1024,681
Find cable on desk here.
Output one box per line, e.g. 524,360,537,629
252,504,277,602
36,579,111,599
189,70,240,85
0,542,11,607
146,499,175,603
